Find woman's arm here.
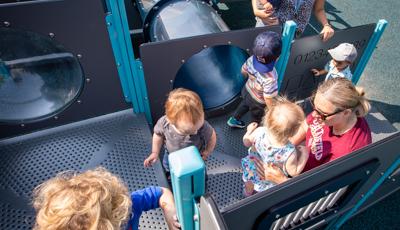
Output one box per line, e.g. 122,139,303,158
284,145,309,177
254,158,289,184
313,0,334,42
289,120,308,145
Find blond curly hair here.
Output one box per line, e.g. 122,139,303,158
33,167,131,230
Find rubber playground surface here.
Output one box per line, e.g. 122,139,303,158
218,0,400,228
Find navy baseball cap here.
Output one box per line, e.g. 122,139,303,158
253,31,282,73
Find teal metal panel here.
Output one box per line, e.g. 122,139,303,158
352,19,388,84
276,20,297,91
106,0,140,113
105,15,132,103
116,0,146,112
135,59,153,125
169,146,205,230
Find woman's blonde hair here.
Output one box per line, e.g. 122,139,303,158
263,97,305,144
316,78,370,117
33,167,131,230
165,88,204,125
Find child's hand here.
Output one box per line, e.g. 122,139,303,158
144,152,158,167
201,151,211,160
263,2,273,12
311,69,321,76
247,122,258,132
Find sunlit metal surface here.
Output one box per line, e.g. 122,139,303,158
149,0,229,41
174,45,247,109
0,27,83,123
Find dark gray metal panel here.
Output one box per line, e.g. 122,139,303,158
140,25,281,123
221,132,400,230
0,0,129,139
280,24,376,100
0,110,168,230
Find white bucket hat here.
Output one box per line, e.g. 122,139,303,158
328,43,358,63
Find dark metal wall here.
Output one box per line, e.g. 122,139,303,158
0,0,129,139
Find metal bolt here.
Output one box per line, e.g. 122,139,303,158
334,210,338,214
107,22,112,26
392,178,396,182
154,35,157,39
366,170,370,175
54,116,59,120
361,194,364,198
77,100,82,104
193,214,199,221
144,23,149,28
144,97,148,100
3,21,10,27
380,172,384,176
86,78,91,83
228,41,232,45
246,48,250,52
181,59,185,63
169,80,173,83
77,54,83,59
324,190,329,195
49,32,55,38
153,6,159,10
117,62,121,67
125,95,129,98
139,66,143,69
275,214,280,219
21,124,25,127
157,15,160,18
203,45,207,48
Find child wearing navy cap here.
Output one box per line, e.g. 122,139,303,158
227,31,282,128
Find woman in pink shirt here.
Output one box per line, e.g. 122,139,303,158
256,78,372,182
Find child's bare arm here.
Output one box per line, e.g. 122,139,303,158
264,96,274,109
144,133,164,167
201,129,217,160
243,123,259,147
311,68,328,76
159,187,181,230
241,63,249,77
285,145,309,177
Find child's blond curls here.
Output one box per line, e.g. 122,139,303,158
165,88,204,125
263,97,305,144
33,167,131,230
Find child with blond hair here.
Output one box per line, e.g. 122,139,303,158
33,167,180,230
241,98,308,196
144,88,217,172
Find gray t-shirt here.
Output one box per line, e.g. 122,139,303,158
153,115,214,153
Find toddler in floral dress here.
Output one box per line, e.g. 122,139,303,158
242,98,308,196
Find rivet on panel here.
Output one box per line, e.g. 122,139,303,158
3,21,10,27
77,100,82,104
181,59,185,63
228,41,232,45
77,54,83,59
49,33,55,38
86,78,91,83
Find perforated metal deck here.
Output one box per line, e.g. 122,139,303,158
0,110,169,230
0,108,396,229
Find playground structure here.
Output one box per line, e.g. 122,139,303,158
0,0,399,229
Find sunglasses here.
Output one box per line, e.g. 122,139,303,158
310,98,345,121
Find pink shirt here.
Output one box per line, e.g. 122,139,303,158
303,114,372,172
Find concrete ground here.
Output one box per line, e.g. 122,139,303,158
218,0,400,228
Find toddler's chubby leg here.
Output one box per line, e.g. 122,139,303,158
244,181,255,197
